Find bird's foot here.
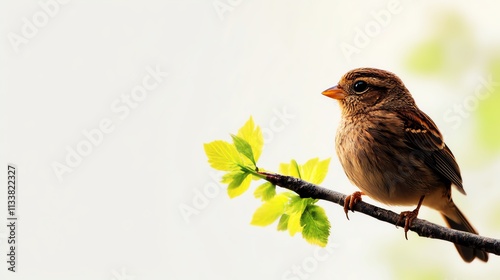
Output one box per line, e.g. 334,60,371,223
397,210,419,240
396,195,425,240
343,191,364,220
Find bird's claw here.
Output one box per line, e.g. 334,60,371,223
343,191,364,220
396,195,425,240
397,209,419,240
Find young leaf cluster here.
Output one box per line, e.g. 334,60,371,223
204,117,331,246
252,159,331,247
204,117,263,198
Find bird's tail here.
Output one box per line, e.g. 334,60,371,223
441,202,488,262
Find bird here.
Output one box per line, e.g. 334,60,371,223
322,67,488,262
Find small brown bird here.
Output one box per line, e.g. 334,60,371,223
322,67,488,262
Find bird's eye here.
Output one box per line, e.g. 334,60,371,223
353,80,368,93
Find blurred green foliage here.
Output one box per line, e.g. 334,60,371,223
405,11,500,159
476,57,500,153
405,12,474,79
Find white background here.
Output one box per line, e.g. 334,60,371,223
1,0,500,279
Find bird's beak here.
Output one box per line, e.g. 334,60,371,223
322,85,346,100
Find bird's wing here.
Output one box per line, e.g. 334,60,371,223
398,109,465,194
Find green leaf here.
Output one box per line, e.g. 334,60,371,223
251,194,289,226
279,159,301,178
227,171,252,198
231,134,256,167
301,204,331,247
287,212,303,236
254,182,276,201
237,116,264,162
285,195,309,236
279,158,330,184
278,163,288,176
290,160,300,177
204,140,242,171
221,170,239,184
277,158,332,242
277,214,289,231
301,158,331,185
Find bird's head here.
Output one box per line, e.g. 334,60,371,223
322,68,416,115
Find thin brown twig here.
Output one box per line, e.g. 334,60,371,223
260,171,500,256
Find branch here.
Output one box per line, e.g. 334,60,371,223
260,171,500,256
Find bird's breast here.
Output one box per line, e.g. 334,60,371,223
335,113,435,205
